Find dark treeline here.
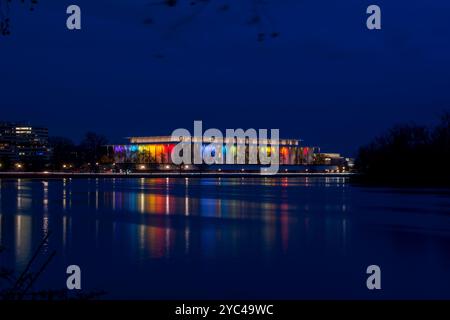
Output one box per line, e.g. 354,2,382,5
0,131,110,171
48,131,111,171
355,111,450,185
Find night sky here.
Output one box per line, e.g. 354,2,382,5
1,0,449,155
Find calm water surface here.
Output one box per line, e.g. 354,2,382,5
1,177,450,299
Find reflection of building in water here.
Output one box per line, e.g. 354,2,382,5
15,215,32,267
99,178,301,259
16,179,32,212
42,181,50,243
62,215,72,250
137,223,177,259
107,136,318,171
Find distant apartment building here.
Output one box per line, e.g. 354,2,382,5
0,122,51,165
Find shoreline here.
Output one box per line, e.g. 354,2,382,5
349,174,450,188
0,171,354,179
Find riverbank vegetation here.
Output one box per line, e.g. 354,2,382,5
354,112,450,186
48,132,111,171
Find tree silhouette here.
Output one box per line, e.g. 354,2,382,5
145,0,280,52
1,0,279,39
0,0,38,36
136,0,282,60
355,111,450,185
48,136,77,169
1,0,281,61
79,132,109,168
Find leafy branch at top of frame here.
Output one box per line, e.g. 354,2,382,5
146,0,280,43
0,0,38,36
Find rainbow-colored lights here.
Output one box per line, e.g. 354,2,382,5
113,144,175,164
110,137,315,165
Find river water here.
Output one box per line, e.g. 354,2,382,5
1,177,450,299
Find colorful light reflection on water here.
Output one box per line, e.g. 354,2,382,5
1,177,450,299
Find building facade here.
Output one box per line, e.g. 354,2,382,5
107,136,317,170
0,122,51,165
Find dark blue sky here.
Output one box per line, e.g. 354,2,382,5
1,0,449,155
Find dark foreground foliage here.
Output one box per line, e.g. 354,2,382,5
0,0,38,36
354,112,450,186
1,233,105,300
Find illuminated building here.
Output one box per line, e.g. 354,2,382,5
107,136,317,170
0,122,51,164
